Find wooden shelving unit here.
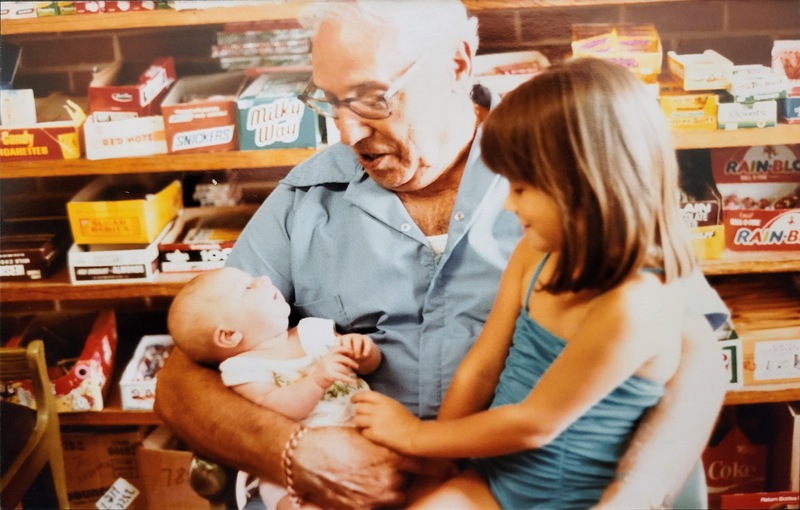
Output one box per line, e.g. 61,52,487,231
3,1,798,429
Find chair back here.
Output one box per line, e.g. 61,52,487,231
1,339,70,509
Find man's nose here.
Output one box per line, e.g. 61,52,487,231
335,108,372,147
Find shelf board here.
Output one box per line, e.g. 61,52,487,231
0,267,194,302
724,384,800,406
701,250,800,275
0,148,319,179
671,124,800,150
1,3,311,35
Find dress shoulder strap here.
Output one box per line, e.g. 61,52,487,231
524,253,550,310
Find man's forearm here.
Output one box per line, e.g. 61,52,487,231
154,347,295,482
598,317,727,508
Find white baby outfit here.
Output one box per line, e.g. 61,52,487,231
220,317,369,509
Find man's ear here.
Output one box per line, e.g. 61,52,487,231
453,39,475,85
213,326,243,349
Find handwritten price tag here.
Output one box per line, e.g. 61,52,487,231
96,477,140,509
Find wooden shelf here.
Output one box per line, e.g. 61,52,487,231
1,127,797,179
701,251,800,275
0,148,318,179
0,268,194,303
1,3,311,35
671,124,800,150
0,0,700,36
724,384,800,406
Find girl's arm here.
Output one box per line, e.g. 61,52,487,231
437,242,537,420
355,276,682,459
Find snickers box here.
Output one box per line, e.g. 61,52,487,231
711,145,800,251
160,72,248,154
158,205,255,273
236,72,323,150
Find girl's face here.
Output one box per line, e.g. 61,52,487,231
504,179,563,253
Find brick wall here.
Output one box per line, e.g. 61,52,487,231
7,0,800,96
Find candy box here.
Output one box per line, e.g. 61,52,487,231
659,79,719,131
473,50,550,95
236,71,323,150
668,50,734,91
727,65,789,103
717,98,777,130
88,57,176,121
3,310,117,413
83,114,168,160
67,175,182,245
0,93,86,162
160,72,248,154
67,221,171,284
678,150,725,259
711,145,800,251
0,218,72,281
158,205,255,273
119,334,173,410
572,23,662,83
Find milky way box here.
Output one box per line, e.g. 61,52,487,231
0,218,71,281
236,72,322,150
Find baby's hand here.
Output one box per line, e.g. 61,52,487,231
337,333,375,362
311,347,359,389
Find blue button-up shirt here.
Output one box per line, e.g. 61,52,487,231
227,134,521,418
227,136,728,419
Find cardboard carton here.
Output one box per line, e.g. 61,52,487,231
668,50,734,91
160,72,248,154
473,50,550,95
119,335,173,410
703,425,768,508
236,72,323,150
62,427,145,509
88,57,176,121
572,23,663,83
711,145,800,251
68,221,171,284
739,327,800,387
4,310,117,413
0,94,86,162
721,491,799,509
718,99,777,130
67,175,182,245
83,114,168,160
137,426,211,509
0,218,72,281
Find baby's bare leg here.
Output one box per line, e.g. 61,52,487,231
408,469,500,510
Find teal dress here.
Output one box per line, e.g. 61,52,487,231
473,255,666,509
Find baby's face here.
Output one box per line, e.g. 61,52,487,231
206,267,291,341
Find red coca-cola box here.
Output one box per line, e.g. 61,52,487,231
703,425,768,508
711,145,800,252
88,57,176,122
160,72,248,154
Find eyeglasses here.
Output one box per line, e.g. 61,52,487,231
298,59,423,120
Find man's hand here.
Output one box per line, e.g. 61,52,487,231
291,427,455,509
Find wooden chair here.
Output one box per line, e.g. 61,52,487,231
1,340,70,509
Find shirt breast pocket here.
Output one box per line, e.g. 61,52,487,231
293,294,352,329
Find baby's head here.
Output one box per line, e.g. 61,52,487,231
168,267,291,364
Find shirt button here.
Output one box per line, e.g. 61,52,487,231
454,212,465,221
400,223,411,232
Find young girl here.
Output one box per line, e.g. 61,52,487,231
352,57,698,509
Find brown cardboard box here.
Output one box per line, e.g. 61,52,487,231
62,427,146,509
137,426,211,509
703,425,768,508
771,402,800,492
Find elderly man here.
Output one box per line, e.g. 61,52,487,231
155,2,728,508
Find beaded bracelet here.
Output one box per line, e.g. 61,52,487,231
281,425,309,507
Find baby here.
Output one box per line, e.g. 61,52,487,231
167,267,381,509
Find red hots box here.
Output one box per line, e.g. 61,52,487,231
711,145,800,251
